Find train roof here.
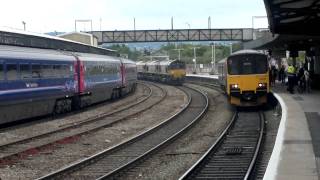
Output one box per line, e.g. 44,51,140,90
0,45,75,61
135,61,146,65
120,58,136,64
75,52,121,63
142,59,184,66
229,49,266,57
217,58,227,64
159,60,174,66
146,61,159,65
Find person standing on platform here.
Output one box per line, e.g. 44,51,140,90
279,65,285,84
287,63,296,94
304,68,311,93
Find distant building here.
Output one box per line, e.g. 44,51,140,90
58,32,98,47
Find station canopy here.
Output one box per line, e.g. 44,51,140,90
0,27,117,56
264,0,320,35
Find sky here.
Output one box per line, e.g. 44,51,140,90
0,0,268,33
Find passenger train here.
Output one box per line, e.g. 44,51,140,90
136,60,186,85
218,50,269,106
0,45,137,125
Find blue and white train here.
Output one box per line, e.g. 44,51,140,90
0,45,137,125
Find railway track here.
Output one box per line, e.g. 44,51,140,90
0,82,167,166
36,85,208,179
180,111,265,180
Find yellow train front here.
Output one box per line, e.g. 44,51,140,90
136,60,186,85
218,50,269,106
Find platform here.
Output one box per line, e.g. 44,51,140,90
265,82,320,180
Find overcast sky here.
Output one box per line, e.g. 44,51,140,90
0,0,268,33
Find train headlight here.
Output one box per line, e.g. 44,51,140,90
258,83,267,88
231,84,239,89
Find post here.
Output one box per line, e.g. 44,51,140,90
230,43,233,54
193,47,199,73
171,16,173,30
211,44,214,70
214,42,216,72
208,16,211,29
173,49,183,61
134,17,136,31
90,20,93,32
194,48,196,73
252,16,255,39
211,42,216,73
22,21,26,31
99,18,102,31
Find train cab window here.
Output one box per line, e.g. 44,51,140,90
0,64,3,80
228,55,267,75
32,64,42,78
255,56,268,74
6,63,18,80
228,59,240,75
242,61,253,74
20,64,31,79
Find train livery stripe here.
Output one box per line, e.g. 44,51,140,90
0,86,65,95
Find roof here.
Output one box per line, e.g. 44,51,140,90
230,49,266,56
0,44,75,61
58,31,98,39
264,0,320,35
0,27,116,56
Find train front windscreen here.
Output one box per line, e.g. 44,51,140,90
169,61,186,70
227,54,268,75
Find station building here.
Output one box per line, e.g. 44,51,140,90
58,31,98,47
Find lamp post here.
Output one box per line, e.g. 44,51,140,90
193,47,200,73
171,16,174,30
173,49,184,61
22,21,26,31
134,17,136,31
185,22,190,29
211,42,216,74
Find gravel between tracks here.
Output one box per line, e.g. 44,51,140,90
116,84,235,180
0,84,188,179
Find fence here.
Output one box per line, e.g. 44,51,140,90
186,64,216,74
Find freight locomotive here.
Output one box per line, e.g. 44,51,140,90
218,50,269,106
0,45,137,125
136,60,186,85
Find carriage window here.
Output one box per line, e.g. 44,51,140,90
53,65,70,78
0,64,3,80
20,64,31,79
32,64,42,78
6,64,18,80
42,65,54,78
61,65,70,77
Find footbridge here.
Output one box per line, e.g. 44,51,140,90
89,28,254,44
